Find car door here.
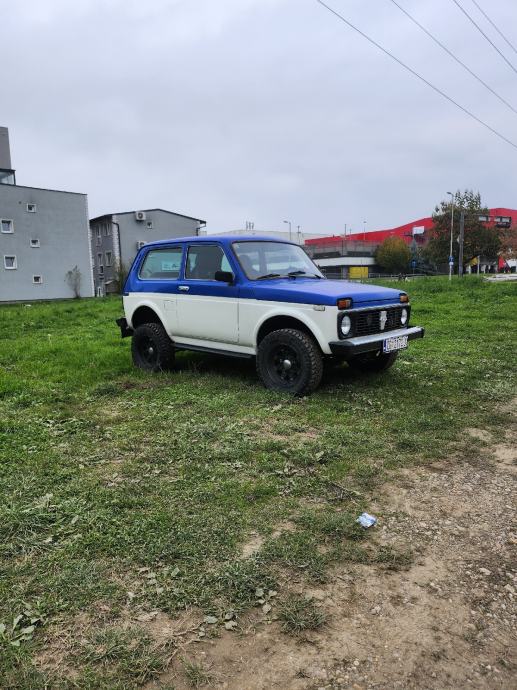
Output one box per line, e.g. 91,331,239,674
137,244,183,334
175,243,239,344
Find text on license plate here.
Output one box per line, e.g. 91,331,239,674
383,335,408,353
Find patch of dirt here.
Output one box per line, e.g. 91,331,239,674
254,421,320,444
146,410,517,689
241,533,266,558
467,427,492,443
241,521,298,557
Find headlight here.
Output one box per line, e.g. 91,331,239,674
340,315,352,336
400,308,408,325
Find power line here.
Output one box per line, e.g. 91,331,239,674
388,0,517,117
450,0,517,75
314,0,517,151
470,0,517,56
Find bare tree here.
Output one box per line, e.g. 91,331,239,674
113,260,128,294
65,265,82,298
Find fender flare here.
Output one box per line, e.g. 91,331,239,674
253,307,331,355
127,299,168,331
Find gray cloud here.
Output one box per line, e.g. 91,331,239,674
2,0,516,234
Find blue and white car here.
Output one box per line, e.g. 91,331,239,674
116,235,424,394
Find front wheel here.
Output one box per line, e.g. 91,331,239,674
256,328,323,395
347,350,398,373
131,323,175,372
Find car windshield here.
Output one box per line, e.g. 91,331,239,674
232,241,324,280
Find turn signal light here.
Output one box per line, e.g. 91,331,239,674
337,298,352,309
400,294,409,303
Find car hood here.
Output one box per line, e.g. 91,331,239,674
250,278,404,307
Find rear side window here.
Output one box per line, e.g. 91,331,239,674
185,245,231,280
139,246,183,279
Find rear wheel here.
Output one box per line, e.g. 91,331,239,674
347,350,398,373
131,323,175,372
256,328,323,395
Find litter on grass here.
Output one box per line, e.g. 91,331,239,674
356,512,377,528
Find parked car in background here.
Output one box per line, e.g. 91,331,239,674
116,236,424,394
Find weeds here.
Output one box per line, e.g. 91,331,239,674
278,596,327,635
183,658,212,687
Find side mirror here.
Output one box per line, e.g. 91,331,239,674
214,270,234,284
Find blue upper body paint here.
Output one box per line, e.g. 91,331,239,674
124,235,405,308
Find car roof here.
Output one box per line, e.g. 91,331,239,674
140,234,297,249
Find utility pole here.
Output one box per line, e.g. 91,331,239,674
297,225,301,244
447,192,454,280
283,220,292,242
458,211,465,278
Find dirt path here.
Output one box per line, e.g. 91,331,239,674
148,422,516,690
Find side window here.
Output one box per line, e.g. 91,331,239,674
140,246,183,279
221,254,232,272
185,245,229,280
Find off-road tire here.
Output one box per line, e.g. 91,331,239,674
347,350,398,373
256,328,323,395
131,323,175,372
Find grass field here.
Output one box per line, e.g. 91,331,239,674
1,277,516,689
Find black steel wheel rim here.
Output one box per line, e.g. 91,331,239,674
269,344,301,384
138,335,159,366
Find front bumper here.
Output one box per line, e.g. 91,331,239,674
329,326,424,356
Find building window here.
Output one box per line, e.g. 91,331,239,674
4,255,17,269
146,220,153,229
97,253,102,265
103,223,111,236
99,265,104,275
27,203,37,213
30,239,40,248
105,251,112,266
1,219,14,233
33,275,42,284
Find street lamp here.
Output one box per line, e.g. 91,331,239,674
283,220,292,242
362,221,367,270
447,192,454,281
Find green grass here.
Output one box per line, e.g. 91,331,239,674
0,277,516,688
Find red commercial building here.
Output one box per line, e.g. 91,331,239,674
305,208,516,277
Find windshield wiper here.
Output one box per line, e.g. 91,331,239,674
256,273,285,280
287,270,323,279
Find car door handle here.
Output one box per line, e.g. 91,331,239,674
178,285,190,292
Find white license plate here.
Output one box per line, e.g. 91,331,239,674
383,335,408,353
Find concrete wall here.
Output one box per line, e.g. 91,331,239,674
90,217,116,296
90,210,201,295
0,185,94,301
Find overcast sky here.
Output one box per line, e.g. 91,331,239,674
2,0,516,235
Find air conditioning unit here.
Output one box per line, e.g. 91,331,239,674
137,241,146,250
135,211,147,221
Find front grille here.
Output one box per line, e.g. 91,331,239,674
351,307,405,337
